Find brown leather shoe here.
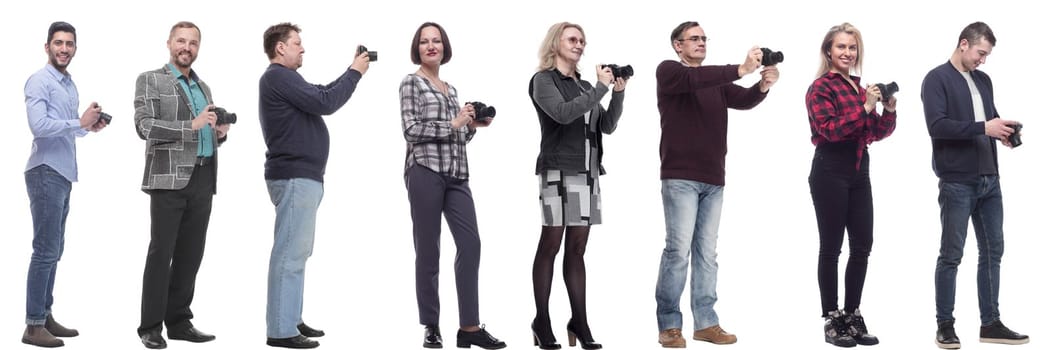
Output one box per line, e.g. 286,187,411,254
45,314,78,338
22,325,64,348
658,328,686,348
694,324,737,345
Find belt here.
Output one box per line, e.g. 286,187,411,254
195,156,213,166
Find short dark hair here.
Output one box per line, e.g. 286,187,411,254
670,21,699,44
958,21,996,47
263,22,301,59
410,22,452,65
170,21,201,40
47,21,76,43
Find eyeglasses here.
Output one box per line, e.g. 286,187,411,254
564,37,586,46
677,36,708,43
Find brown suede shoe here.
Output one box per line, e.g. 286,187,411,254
22,325,64,348
658,328,686,348
45,314,79,338
694,324,737,345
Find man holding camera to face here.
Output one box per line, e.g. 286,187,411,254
653,21,778,348
259,22,370,349
920,21,1028,349
134,21,231,349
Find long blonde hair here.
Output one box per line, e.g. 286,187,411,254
816,22,864,79
537,22,584,72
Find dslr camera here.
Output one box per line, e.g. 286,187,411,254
357,45,378,62
467,101,496,120
1008,123,1023,148
875,82,899,100
98,112,113,124
210,106,237,125
760,47,784,66
601,64,634,79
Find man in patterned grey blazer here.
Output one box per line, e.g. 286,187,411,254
133,21,231,350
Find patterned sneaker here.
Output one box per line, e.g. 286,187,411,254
824,310,857,347
844,309,879,346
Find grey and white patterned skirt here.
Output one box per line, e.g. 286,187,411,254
538,169,601,226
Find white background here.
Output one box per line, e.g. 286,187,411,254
1,1,1045,349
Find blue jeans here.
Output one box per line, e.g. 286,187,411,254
936,176,1004,325
266,178,323,338
25,165,72,325
655,179,723,331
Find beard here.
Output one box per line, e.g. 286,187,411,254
172,51,196,68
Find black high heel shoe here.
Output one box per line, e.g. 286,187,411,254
566,320,601,349
532,320,561,349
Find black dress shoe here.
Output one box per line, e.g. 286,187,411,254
168,326,216,343
297,323,325,338
456,325,506,349
424,325,443,348
531,319,560,349
140,329,167,349
267,335,320,349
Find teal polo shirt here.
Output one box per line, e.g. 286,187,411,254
169,63,213,157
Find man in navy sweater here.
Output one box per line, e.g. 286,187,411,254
258,22,370,349
921,21,1028,350
653,21,778,348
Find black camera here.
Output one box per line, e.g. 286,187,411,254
601,64,634,79
211,106,237,125
467,101,496,120
1008,123,1023,148
98,112,112,124
357,45,378,62
760,47,784,66
875,82,899,100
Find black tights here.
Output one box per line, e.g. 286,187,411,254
532,225,592,338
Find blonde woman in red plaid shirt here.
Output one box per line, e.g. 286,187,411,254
804,22,896,348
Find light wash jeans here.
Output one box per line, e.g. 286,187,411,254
936,176,1004,325
266,178,323,338
655,179,723,331
25,165,71,325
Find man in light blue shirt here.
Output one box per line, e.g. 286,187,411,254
23,21,107,348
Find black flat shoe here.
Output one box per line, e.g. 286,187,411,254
424,325,443,348
168,326,216,343
456,325,506,349
297,323,325,338
267,335,320,349
139,329,167,349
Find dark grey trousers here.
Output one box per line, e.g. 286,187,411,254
405,165,481,327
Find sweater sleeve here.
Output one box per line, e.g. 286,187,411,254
277,67,362,116
598,90,624,134
531,72,609,125
655,61,740,95
723,82,767,110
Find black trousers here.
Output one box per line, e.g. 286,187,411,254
139,162,215,334
808,141,874,316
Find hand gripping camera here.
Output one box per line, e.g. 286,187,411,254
1008,123,1023,147
760,47,784,66
601,64,634,79
357,45,378,62
210,106,237,125
875,82,899,100
467,101,496,120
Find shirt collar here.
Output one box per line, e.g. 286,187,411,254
44,63,71,83
167,63,198,83
551,68,581,80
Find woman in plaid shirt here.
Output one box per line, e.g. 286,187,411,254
398,22,505,350
804,22,896,348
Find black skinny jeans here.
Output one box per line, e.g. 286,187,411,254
808,140,873,316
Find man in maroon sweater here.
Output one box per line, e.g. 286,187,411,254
654,21,778,348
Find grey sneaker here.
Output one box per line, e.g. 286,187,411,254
844,309,878,346
824,310,857,348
